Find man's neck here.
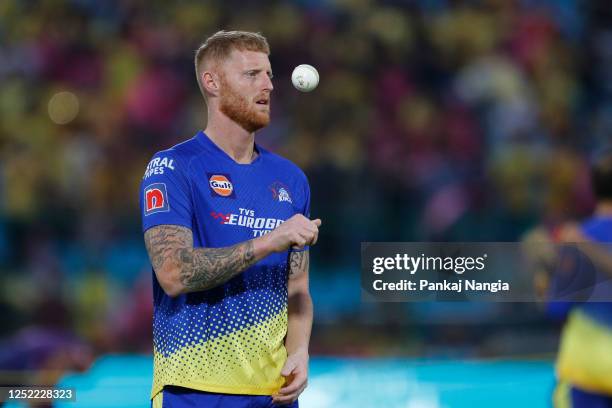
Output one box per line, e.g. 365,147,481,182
595,201,612,217
204,112,257,164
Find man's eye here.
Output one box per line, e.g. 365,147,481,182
247,71,257,77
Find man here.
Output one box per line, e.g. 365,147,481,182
140,31,320,408
551,149,612,407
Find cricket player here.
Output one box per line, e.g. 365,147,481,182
140,31,320,407
553,149,612,407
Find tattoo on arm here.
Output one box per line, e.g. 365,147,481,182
144,225,191,273
289,251,309,277
144,225,257,293
177,240,255,291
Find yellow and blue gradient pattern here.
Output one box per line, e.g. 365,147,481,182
151,263,289,398
556,309,612,395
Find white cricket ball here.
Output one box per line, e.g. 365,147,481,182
291,64,319,92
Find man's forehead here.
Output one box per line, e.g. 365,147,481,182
225,49,271,69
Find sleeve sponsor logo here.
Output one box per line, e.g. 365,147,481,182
144,183,170,215
208,173,235,198
143,156,176,179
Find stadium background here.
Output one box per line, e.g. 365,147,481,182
0,0,611,406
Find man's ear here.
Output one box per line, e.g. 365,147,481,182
202,71,220,97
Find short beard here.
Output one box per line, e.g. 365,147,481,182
219,76,270,133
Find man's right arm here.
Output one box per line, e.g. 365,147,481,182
144,215,321,297
145,225,264,297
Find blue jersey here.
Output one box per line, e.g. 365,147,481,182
572,218,612,325
556,217,612,395
140,131,310,398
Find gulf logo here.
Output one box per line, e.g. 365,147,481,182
208,174,235,198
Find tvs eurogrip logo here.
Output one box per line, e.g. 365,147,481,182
207,173,236,198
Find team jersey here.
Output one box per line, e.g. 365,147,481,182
556,217,612,395
139,131,310,399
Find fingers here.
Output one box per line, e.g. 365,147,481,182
282,215,322,250
272,393,298,405
300,218,320,246
307,223,319,246
273,383,307,405
288,215,321,230
290,228,316,249
291,233,308,250
272,386,305,405
273,352,309,405
310,230,319,246
279,371,305,395
272,372,307,405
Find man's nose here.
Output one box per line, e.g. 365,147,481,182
262,74,274,92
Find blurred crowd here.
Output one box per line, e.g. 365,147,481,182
1,0,612,379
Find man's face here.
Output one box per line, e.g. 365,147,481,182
217,49,273,133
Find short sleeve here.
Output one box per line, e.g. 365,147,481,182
140,152,192,233
293,171,311,253
301,175,311,218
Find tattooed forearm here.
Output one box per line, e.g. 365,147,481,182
144,225,258,294
178,240,255,291
289,251,309,277
144,225,191,273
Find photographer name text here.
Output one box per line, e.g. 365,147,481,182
373,279,510,293
371,253,510,293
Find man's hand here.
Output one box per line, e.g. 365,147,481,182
272,349,309,405
263,214,321,253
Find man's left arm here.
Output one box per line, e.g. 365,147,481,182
273,250,313,405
